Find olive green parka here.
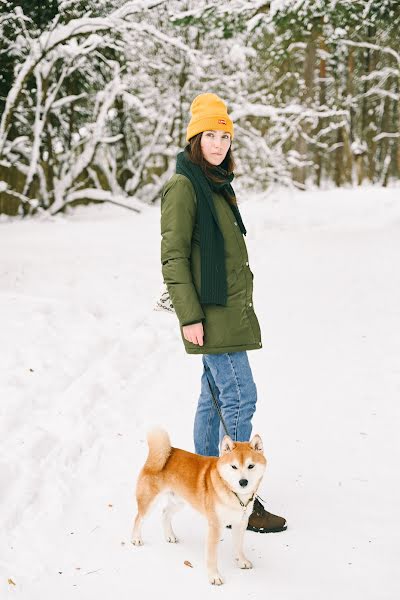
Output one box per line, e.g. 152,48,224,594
161,174,262,355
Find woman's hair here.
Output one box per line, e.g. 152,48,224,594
186,133,237,205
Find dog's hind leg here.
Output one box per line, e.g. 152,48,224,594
162,492,183,543
131,476,158,546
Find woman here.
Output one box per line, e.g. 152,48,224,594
160,93,286,533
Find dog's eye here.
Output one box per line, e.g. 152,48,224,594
231,465,238,470
248,464,255,469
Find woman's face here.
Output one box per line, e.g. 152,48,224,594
200,130,231,166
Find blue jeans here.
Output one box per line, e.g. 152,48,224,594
193,351,257,457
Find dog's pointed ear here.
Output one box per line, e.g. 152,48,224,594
250,434,263,453
220,435,235,455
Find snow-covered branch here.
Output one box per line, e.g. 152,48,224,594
0,4,195,155
340,40,400,67
231,102,349,121
64,188,142,213
51,69,124,214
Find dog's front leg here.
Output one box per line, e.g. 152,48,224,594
207,518,224,585
232,515,253,569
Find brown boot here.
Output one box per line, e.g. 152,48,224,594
246,498,287,533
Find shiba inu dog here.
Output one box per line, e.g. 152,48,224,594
131,428,266,585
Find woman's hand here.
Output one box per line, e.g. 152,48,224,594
182,322,204,346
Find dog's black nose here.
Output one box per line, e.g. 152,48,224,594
239,479,248,487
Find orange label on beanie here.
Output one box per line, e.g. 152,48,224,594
218,119,227,124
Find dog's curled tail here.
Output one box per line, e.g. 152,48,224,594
144,428,171,472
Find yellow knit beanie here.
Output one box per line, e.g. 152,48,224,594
186,93,234,142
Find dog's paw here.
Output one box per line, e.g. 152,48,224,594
236,557,253,569
131,537,144,546
165,534,178,543
209,572,224,585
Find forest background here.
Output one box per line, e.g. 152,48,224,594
0,0,399,217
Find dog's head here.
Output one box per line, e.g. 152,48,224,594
216,435,266,495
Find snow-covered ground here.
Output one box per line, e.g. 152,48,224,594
1,185,399,599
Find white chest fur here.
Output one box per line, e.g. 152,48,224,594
216,499,254,527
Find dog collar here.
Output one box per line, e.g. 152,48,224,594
232,491,255,510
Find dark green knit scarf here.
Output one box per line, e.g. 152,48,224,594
176,148,246,306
